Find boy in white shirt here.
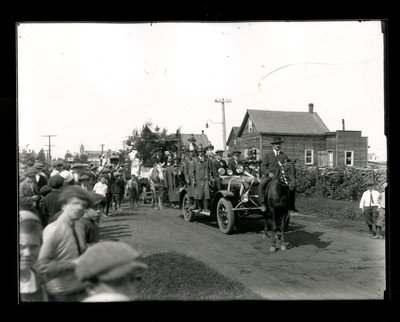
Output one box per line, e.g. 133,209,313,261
93,176,108,214
359,181,381,238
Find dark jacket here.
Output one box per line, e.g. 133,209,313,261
193,157,210,200
19,178,40,209
111,178,124,195
227,157,242,175
75,216,100,249
211,158,227,178
36,175,48,191
260,150,288,177
45,189,63,223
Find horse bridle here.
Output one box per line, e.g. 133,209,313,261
276,161,290,186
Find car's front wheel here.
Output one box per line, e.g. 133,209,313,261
216,197,235,234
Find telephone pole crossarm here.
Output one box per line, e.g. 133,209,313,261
42,134,57,163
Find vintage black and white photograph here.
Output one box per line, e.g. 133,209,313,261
17,21,386,302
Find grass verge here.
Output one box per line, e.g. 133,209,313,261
135,252,262,300
296,196,374,232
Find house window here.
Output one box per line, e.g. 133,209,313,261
305,149,314,165
248,119,253,132
233,139,237,148
345,150,354,166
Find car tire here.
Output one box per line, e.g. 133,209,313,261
216,197,235,234
182,193,195,222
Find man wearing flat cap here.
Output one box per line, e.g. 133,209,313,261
258,136,288,215
19,167,41,214
37,186,92,301
33,162,48,191
45,174,65,224
76,241,147,302
75,192,105,252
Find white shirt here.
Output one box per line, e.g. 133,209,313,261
273,149,280,157
93,182,108,197
20,270,37,294
359,189,380,209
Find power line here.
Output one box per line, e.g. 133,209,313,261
42,135,57,163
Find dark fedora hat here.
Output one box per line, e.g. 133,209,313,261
271,136,284,144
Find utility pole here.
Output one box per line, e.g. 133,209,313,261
42,135,57,163
100,144,105,166
214,98,231,151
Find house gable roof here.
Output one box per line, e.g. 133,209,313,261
237,109,330,136
226,127,240,146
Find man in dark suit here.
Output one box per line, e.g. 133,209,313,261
34,162,48,191
210,149,227,190
227,150,242,175
258,136,288,213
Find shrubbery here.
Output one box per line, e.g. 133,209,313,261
295,165,387,201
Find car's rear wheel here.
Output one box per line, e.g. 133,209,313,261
182,193,195,222
216,197,235,234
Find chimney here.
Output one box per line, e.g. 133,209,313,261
342,119,345,131
308,103,314,113
201,130,204,135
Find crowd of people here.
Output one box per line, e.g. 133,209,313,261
18,135,386,302
19,159,148,302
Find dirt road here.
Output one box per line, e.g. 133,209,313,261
99,202,386,300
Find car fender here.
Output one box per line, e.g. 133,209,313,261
211,190,235,215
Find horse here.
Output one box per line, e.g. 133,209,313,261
149,163,166,210
124,176,139,207
264,160,296,252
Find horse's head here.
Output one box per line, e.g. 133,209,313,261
153,163,165,182
277,159,296,190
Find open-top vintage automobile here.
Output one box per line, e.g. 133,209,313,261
180,165,264,234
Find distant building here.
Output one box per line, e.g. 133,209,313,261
79,144,117,164
226,127,241,152
228,104,368,167
368,152,379,162
180,131,210,150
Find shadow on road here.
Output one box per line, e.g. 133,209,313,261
99,224,133,240
285,228,332,249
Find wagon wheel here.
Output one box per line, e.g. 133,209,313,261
182,193,195,222
216,197,235,234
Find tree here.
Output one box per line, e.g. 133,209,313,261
19,146,36,165
64,151,73,162
124,123,181,167
37,148,47,164
73,153,88,164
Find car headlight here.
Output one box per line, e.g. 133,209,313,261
241,193,249,203
227,169,233,176
236,165,243,173
218,168,226,175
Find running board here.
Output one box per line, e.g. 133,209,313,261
192,209,211,216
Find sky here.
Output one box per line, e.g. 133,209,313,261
17,21,386,160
